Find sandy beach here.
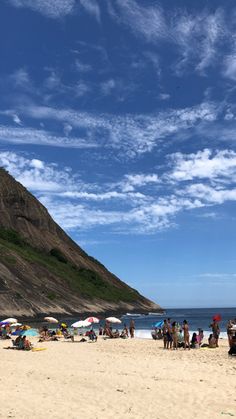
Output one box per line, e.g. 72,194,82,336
0,337,235,419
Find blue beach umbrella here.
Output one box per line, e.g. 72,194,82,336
152,320,164,328
12,329,38,337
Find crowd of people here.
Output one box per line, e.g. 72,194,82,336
99,319,135,339
1,316,236,355
151,317,236,354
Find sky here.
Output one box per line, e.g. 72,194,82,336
0,0,236,308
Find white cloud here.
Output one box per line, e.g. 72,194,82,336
168,149,236,183
159,93,170,101
109,2,226,74
74,81,91,97
63,123,72,136
0,125,97,148
0,110,22,125
44,71,61,89
185,183,236,205
16,101,219,156
30,159,44,169
0,151,73,192
12,114,22,125
100,79,116,95
8,0,76,19
111,0,167,43
9,68,31,89
122,174,160,192
75,59,92,73
223,54,236,80
80,0,101,23
1,149,236,234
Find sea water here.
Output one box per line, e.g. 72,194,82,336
23,307,236,340
121,307,236,339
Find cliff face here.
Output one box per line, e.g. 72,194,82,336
0,168,162,317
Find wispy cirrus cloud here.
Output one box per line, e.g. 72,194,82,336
0,125,97,148
109,1,228,75
80,0,101,23
8,0,76,19
12,101,218,156
1,148,236,234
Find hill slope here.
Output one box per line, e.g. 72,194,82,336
0,168,162,317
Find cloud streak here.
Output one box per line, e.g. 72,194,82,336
1,148,236,234
9,101,219,156
8,0,76,18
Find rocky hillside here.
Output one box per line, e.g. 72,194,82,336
0,168,162,317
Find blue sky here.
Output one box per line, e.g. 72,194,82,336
0,0,236,308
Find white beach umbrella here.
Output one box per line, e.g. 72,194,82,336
85,317,99,324
105,317,122,324
1,318,18,324
44,316,59,324
71,320,91,328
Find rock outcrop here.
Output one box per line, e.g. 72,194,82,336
0,168,162,317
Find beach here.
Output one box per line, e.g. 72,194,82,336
0,337,235,419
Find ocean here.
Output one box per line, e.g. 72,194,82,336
18,307,236,340
120,307,236,339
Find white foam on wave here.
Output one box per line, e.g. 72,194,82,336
134,329,228,340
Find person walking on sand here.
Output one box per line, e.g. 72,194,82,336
182,320,190,350
129,319,135,338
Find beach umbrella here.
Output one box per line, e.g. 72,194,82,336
153,320,164,328
12,329,38,337
213,314,222,321
85,317,99,324
44,316,58,324
105,317,122,324
1,318,18,324
71,320,91,328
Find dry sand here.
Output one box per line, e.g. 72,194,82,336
0,337,235,419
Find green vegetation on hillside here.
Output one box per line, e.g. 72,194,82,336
0,228,139,302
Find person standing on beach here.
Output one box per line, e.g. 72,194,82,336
227,320,234,347
172,321,178,350
182,320,190,350
162,320,168,349
166,318,173,349
129,319,135,338
210,319,220,347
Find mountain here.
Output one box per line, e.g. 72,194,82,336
0,168,162,317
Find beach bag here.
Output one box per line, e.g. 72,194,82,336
228,345,236,356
